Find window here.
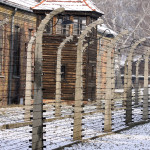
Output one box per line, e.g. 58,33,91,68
61,65,66,80
41,15,53,34
13,26,20,76
56,16,70,35
0,25,3,75
28,29,33,40
56,17,63,34
73,17,86,35
45,19,53,34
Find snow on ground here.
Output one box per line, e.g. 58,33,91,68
0,101,149,149
64,122,150,150
0,105,147,150
0,105,97,126
0,107,25,126
0,126,31,150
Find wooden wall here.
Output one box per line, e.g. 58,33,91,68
42,35,97,101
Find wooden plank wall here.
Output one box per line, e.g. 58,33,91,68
42,35,97,101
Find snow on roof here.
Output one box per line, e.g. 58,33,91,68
97,24,117,37
32,0,104,15
0,0,38,12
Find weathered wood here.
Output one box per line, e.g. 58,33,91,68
42,34,97,100
52,16,57,35
69,16,73,35
43,36,77,100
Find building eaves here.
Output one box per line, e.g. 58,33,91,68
32,0,104,15
0,0,38,12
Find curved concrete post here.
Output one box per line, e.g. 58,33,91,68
73,19,104,141
0,18,8,105
111,32,128,107
123,60,128,107
135,56,143,105
55,35,73,117
24,33,36,122
104,30,128,132
126,38,146,125
143,48,150,120
115,50,123,89
32,8,65,150
96,36,104,109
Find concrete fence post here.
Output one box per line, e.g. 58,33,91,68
125,38,146,125
123,60,128,107
135,56,143,105
96,36,103,110
104,42,113,132
24,33,36,122
73,19,104,141
55,35,73,117
104,30,128,132
143,48,149,120
32,8,65,150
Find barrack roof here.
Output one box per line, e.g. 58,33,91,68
0,0,38,12
32,0,104,15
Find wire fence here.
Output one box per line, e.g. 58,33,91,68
0,9,150,150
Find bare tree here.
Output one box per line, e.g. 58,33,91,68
92,0,150,43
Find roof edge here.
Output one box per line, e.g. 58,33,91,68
31,0,104,15
0,1,35,12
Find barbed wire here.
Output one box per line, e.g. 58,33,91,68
0,7,150,150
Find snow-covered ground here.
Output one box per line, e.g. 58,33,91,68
0,102,144,126
0,114,149,150
0,107,25,126
0,103,148,150
0,99,149,150
64,122,150,150
0,104,98,126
